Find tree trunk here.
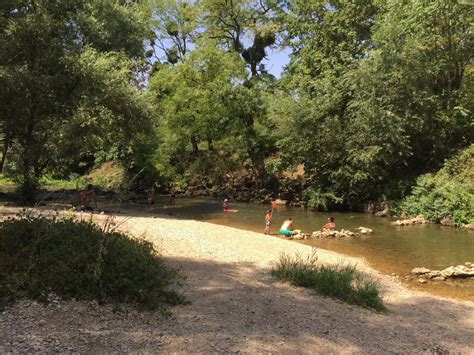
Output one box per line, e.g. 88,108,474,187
191,136,199,156
207,138,214,151
0,137,10,173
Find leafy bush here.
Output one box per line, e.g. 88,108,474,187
0,217,185,310
271,251,386,312
400,145,474,225
86,162,126,191
302,187,343,211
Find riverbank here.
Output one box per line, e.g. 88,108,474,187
1,211,473,353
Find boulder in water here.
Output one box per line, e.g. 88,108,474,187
413,264,474,281
311,229,355,240
357,226,373,234
411,267,431,275
392,215,429,226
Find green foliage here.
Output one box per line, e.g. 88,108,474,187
273,0,474,207
201,0,281,76
1,0,471,209
400,145,474,226
271,251,386,313
302,187,343,211
0,1,153,202
0,217,185,310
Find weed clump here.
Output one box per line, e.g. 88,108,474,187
271,251,386,312
0,216,185,310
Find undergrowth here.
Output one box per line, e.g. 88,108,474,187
0,216,186,311
271,250,386,313
399,144,474,226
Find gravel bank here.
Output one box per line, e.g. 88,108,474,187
1,213,474,353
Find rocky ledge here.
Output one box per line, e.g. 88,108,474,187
412,262,474,281
392,215,429,226
310,227,373,240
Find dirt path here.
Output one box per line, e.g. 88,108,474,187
1,213,474,353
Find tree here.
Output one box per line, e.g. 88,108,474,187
0,0,152,202
201,0,281,77
149,44,248,156
150,0,199,66
274,0,473,208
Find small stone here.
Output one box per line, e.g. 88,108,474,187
465,262,472,267
38,319,47,327
432,276,446,281
417,278,427,284
412,267,431,275
426,271,441,279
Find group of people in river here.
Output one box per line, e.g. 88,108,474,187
76,183,337,237
225,198,336,237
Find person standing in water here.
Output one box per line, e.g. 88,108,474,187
271,199,278,210
223,198,230,211
147,187,154,208
264,209,272,235
169,185,176,205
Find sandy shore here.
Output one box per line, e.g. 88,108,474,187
1,212,474,353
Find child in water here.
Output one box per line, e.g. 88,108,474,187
264,209,272,235
223,198,230,211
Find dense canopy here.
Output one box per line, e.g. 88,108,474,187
0,0,472,223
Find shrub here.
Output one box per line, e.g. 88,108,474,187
271,251,386,313
399,145,474,225
0,217,185,310
302,187,343,211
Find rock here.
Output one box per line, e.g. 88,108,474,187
38,319,47,327
417,278,427,284
465,262,472,267
440,216,454,226
461,223,474,230
425,271,441,279
292,233,309,240
452,266,474,278
392,215,429,226
375,203,390,217
412,264,474,280
440,266,456,277
411,267,431,275
357,227,373,234
311,229,356,240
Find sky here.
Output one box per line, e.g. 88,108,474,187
264,47,292,78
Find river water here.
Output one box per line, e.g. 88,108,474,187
145,196,474,300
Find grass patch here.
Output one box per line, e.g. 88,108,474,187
0,216,186,311
271,251,386,313
39,176,83,190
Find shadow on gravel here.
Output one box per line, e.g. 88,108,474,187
152,256,474,353
1,256,473,353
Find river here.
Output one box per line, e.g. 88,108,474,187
141,196,474,301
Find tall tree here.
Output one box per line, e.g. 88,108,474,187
0,0,152,202
201,0,281,77
274,0,473,208
150,0,199,66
